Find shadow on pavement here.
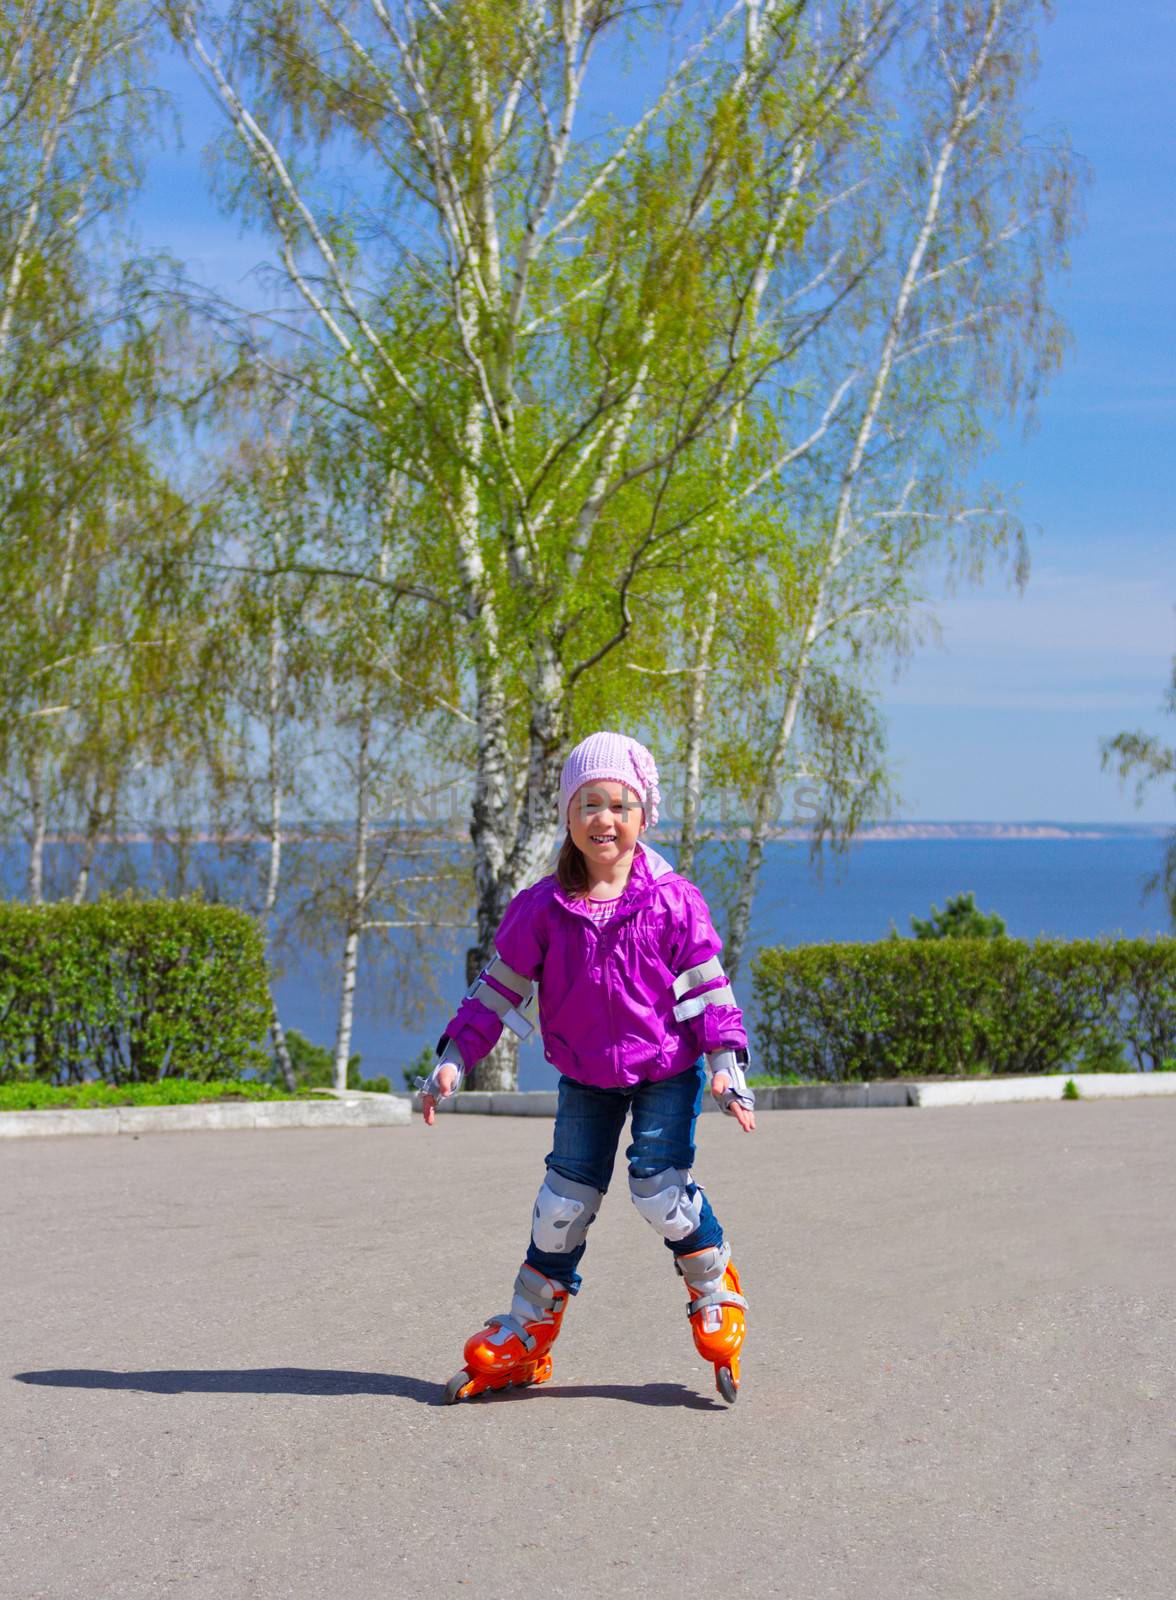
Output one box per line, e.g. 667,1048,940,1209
13,1369,726,1409
470,1381,724,1411
12,1368,438,1400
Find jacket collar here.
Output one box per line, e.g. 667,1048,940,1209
553,838,676,920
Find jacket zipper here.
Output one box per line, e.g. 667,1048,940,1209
570,884,648,1074
602,924,615,1073
583,904,620,1074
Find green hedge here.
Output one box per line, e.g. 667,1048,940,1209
0,900,271,1084
0,1080,324,1110
750,937,1176,1082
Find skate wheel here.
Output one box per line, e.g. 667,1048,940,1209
716,1366,739,1405
442,1370,473,1405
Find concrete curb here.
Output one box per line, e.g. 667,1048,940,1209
5,1075,1172,1135
911,1073,1176,1107
753,1082,914,1110
409,1084,913,1115
412,1075,1176,1115
409,1090,558,1117
0,1095,411,1139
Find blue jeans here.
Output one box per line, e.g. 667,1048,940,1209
525,1059,724,1293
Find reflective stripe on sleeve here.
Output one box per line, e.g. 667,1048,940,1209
670,955,725,1000
672,983,736,1023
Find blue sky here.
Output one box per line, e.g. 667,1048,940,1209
878,0,1176,821
134,3,1175,824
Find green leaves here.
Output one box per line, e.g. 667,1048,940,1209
0,2,226,870
906,890,1008,940
1100,650,1176,929
0,899,272,1083
750,936,1176,1082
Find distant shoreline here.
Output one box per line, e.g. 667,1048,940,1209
780,821,1172,842
16,820,1170,846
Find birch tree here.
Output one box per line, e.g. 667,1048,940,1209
198,408,326,1088
707,0,1079,976
0,1,225,899
0,344,217,901
0,1,166,463
172,0,900,1085
272,565,476,1090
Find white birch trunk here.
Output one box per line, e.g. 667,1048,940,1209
28,748,46,905
725,702,792,979
263,558,296,1092
30,512,82,907
677,611,716,882
333,702,371,1091
449,351,523,1090
71,786,104,905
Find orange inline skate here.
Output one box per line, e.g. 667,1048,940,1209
442,1263,570,1403
676,1241,747,1404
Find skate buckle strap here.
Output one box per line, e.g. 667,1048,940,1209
674,1240,731,1281
686,1289,749,1319
513,1269,562,1313
483,1313,538,1352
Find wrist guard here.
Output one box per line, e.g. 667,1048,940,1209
415,1034,466,1102
705,1046,755,1113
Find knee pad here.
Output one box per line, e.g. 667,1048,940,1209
531,1171,603,1254
629,1168,704,1242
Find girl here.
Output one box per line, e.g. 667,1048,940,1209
418,730,756,1404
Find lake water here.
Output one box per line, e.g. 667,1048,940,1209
266,834,1172,1090
3,833,1169,1090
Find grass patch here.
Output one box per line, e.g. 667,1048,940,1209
0,1080,333,1112
747,1072,817,1087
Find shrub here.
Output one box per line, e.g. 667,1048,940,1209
266,1028,353,1088
404,1044,435,1093
751,936,1176,1083
888,890,1007,940
265,1028,386,1091
281,1028,338,1087
0,899,271,1084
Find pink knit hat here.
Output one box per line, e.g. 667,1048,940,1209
559,731,661,830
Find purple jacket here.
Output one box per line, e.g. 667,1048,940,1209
442,841,749,1090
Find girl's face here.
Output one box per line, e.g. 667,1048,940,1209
567,781,644,865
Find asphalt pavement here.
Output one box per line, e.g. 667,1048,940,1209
2,1100,1174,1599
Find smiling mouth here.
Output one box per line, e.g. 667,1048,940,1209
589,835,617,844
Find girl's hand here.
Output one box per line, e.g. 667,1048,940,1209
712,1072,756,1132
421,1062,459,1126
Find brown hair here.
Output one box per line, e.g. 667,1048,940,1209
556,830,591,900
